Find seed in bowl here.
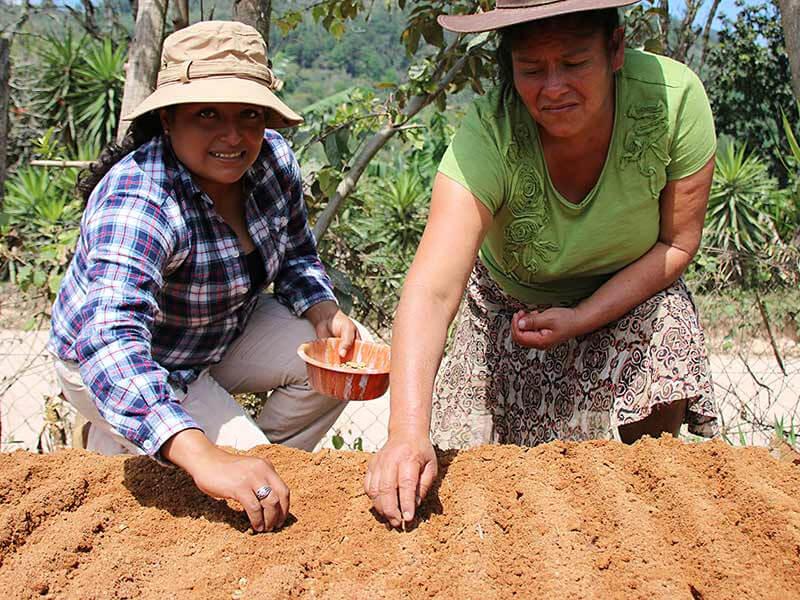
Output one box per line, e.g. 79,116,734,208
343,360,368,370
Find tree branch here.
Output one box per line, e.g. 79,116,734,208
312,38,482,240
698,0,722,68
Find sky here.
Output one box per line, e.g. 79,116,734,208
691,0,747,27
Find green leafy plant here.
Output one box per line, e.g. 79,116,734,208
774,417,798,448
1,132,83,297
331,431,364,451
29,31,125,153
704,0,799,178
704,141,779,283
72,38,127,149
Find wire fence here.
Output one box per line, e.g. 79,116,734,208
1,266,798,455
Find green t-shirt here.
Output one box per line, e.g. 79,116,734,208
438,49,716,306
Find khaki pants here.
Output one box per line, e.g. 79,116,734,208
55,295,350,456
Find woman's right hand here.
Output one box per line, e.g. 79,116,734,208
364,434,437,528
162,429,289,533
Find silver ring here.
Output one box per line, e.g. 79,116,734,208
255,485,272,500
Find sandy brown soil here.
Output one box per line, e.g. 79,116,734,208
1,437,799,600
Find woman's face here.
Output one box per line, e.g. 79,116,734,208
160,103,266,195
511,27,624,141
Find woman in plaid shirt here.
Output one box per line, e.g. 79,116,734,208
49,22,357,533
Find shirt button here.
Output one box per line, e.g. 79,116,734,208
143,440,153,450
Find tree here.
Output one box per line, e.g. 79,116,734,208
704,0,799,177
116,0,169,143
272,0,494,239
624,0,724,69
778,0,800,100
234,0,272,48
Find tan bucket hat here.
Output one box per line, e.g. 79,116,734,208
124,20,302,128
439,0,639,33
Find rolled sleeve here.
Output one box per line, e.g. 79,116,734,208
273,156,336,315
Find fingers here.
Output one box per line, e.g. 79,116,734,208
511,310,555,349
256,486,282,532
315,322,332,340
515,309,541,331
240,492,266,533
417,459,438,507
376,461,402,528
397,461,421,523
244,461,290,533
334,314,357,357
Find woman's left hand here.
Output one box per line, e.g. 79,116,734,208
304,300,359,356
511,307,584,350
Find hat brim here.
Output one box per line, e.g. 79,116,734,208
123,76,303,129
438,0,640,33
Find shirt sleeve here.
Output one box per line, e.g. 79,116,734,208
437,100,507,214
74,193,200,457
666,68,717,180
273,152,337,316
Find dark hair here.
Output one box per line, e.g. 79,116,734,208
496,8,622,93
77,111,168,203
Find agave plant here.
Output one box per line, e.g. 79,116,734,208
364,170,429,261
30,31,87,150
705,141,778,280
28,32,125,153
73,38,127,148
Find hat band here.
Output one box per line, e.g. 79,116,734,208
497,0,567,8
157,60,277,89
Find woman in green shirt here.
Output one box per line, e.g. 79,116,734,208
366,0,719,529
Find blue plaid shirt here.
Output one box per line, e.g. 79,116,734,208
49,131,336,456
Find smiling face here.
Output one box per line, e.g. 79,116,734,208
510,24,624,143
160,103,267,200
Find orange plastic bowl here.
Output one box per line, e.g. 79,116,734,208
297,338,391,401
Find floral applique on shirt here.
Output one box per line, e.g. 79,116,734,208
503,124,558,279
620,101,670,198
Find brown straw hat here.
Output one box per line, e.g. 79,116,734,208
439,0,639,33
124,21,302,128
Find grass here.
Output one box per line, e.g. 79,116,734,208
693,287,799,355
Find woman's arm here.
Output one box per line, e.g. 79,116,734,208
365,173,493,528
75,193,290,533
512,156,715,348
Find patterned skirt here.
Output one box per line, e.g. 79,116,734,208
431,261,719,449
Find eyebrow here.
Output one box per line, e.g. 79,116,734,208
515,46,592,64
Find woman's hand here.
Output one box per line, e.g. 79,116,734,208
511,307,585,350
364,434,438,529
162,429,290,532
303,300,359,357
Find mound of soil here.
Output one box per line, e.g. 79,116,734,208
1,437,799,599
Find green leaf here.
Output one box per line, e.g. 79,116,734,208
329,20,346,39
317,168,339,199
643,38,663,54
48,271,64,296
32,269,47,289
467,31,491,52
332,434,345,450
407,64,427,81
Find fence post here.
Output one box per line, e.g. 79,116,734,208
0,37,9,212
0,37,8,444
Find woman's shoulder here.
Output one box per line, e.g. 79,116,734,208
93,137,174,206
620,48,702,91
85,137,184,230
